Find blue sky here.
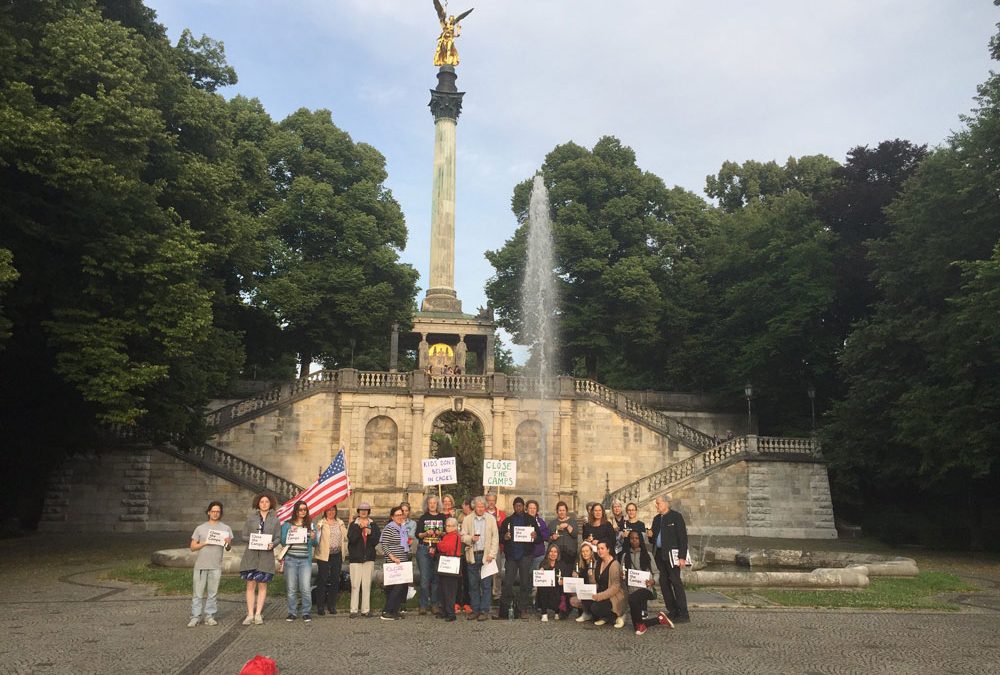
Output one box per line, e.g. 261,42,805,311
145,1,998,361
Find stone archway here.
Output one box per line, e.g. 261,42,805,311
430,411,484,500
363,416,398,487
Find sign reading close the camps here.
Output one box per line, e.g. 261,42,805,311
483,459,516,487
421,457,458,486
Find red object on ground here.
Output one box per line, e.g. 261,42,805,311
240,655,279,675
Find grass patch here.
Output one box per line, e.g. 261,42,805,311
103,562,269,595
751,571,977,610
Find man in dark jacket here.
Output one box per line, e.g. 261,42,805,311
495,496,539,619
648,494,690,623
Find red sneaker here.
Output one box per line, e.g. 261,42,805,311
463,604,474,614
657,611,674,629
454,604,462,615
635,623,647,636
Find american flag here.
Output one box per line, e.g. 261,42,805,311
276,449,350,522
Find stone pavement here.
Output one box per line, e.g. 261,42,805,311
1,534,998,674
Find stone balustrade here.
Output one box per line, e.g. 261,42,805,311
607,434,821,508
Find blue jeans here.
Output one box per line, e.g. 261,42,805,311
416,545,439,609
191,568,221,618
466,551,493,615
284,556,312,616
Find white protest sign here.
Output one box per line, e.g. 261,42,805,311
383,561,414,585
576,583,597,600
562,576,583,593
248,533,272,551
513,526,534,543
480,558,499,577
437,555,461,576
482,459,517,488
421,457,458,486
627,569,652,588
205,529,228,546
533,569,555,587
285,526,307,544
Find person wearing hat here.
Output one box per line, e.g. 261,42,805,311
347,501,380,618
648,494,690,623
495,496,540,619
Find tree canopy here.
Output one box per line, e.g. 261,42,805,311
0,0,418,526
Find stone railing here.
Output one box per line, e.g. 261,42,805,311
606,435,820,507
358,371,410,389
206,369,338,429
574,378,617,406
159,442,305,503
429,374,487,391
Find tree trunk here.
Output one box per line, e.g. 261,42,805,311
298,351,312,378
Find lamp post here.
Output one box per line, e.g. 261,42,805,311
807,383,816,433
744,383,753,435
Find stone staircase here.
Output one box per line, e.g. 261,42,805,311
606,435,822,510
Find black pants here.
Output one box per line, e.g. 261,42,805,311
499,555,533,615
656,558,689,618
439,575,459,618
315,552,343,612
591,598,617,621
383,583,407,616
629,588,654,628
459,556,471,607
536,585,561,613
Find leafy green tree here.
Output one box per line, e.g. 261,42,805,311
486,136,717,385
823,30,1000,547
255,109,419,376
0,249,17,348
706,155,839,213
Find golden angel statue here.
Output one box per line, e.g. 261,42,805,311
433,0,474,67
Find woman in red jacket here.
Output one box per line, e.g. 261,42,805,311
435,517,463,622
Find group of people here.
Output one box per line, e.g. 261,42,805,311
186,491,690,637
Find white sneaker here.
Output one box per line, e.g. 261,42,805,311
204,617,218,626
541,613,548,622
241,615,253,626
187,617,200,628
594,619,607,626
575,613,589,623
253,614,263,625
613,617,625,629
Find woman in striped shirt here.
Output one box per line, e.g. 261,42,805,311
379,505,412,620
280,500,316,621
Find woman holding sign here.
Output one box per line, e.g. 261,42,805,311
621,530,672,635
188,501,233,627
535,544,564,621
280,500,316,621
571,543,598,622
239,493,281,626
379,506,412,621
435,517,463,621
589,541,627,629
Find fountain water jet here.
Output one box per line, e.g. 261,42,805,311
520,174,557,512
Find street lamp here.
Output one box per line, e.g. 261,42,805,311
744,383,753,435
807,383,816,432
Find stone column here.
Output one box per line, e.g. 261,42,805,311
421,66,464,313
389,322,399,372
485,332,495,374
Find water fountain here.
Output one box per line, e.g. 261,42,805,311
520,174,557,511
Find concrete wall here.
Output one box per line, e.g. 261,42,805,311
39,447,257,533
211,390,704,515
669,459,836,539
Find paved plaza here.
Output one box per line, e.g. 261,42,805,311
1,534,998,674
